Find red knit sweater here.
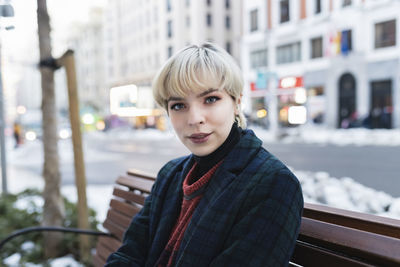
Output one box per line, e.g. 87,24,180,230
156,160,223,267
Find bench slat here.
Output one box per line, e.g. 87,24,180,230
103,218,126,241
300,217,400,265
109,199,141,217
127,168,157,181
107,209,133,230
93,254,106,267
292,241,372,267
116,175,153,194
97,236,121,256
96,240,115,262
304,203,400,239
113,187,146,205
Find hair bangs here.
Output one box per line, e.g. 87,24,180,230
164,50,225,98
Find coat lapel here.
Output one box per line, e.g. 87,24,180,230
147,156,194,266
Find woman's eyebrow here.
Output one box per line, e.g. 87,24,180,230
167,96,183,102
197,88,219,98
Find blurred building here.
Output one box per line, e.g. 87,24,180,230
101,0,242,128
242,0,400,129
68,7,107,115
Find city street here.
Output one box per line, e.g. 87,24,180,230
264,142,400,197
8,130,399,197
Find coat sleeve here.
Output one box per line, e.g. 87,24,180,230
210,169,303,267
104,187,154,267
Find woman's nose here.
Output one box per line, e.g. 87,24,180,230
187,105,205,126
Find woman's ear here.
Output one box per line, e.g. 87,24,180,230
237,94,242,105
235,94,242,115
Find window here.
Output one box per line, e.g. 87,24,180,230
167,0,171,12
225,0,230,9
341,29,352,54
186,16,190,27
168,46,173,58
167,20,172,38
225,16,230,29
311,37,323,59
206,13,212,27
375,20,396,48
342,0,352,7
226,42,231,54
280,0,290,23
250,49,268,68
250,9,258,32
315,0,321,14
207,0,211,6
276,42,301,64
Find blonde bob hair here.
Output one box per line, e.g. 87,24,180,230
152,42,246,128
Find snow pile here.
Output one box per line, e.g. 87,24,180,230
4,253,83,267
295,169,400,219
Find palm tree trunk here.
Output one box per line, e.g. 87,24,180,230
37,0,65,258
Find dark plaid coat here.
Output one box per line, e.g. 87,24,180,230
105,129,303,267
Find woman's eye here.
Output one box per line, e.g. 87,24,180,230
170,103,185,111
205,96,220,104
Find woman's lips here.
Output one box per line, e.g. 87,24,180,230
188,133,211,144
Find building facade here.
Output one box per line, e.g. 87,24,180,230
242,0,400,129
100,0,242,128
69,8,107,115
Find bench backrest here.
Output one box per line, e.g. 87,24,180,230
93,169,155,266
94,169,400,267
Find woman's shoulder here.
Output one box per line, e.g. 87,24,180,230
158,155,191,175
149,155,192,194
236,135,301,192
241,148,303,207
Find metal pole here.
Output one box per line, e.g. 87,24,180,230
0,4,15,195
0,40,7,194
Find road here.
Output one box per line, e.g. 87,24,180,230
263,143,400,197
12,132,400,197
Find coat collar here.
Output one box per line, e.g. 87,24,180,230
219,129,262,174
198,129,262,203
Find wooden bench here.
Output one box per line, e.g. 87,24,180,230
93,169,156,266
93,169,400,267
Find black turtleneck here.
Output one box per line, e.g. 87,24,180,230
193,122,242,178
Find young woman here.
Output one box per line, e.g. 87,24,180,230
105,43,303,267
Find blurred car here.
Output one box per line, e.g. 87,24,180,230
23,123,72,141
23,123,42,141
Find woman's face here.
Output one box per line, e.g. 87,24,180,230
168,87,239,156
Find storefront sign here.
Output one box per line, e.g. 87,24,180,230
279,76,303,89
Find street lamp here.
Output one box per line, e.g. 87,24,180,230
0,3,15,194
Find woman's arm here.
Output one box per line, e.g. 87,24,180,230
210,170,303,267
